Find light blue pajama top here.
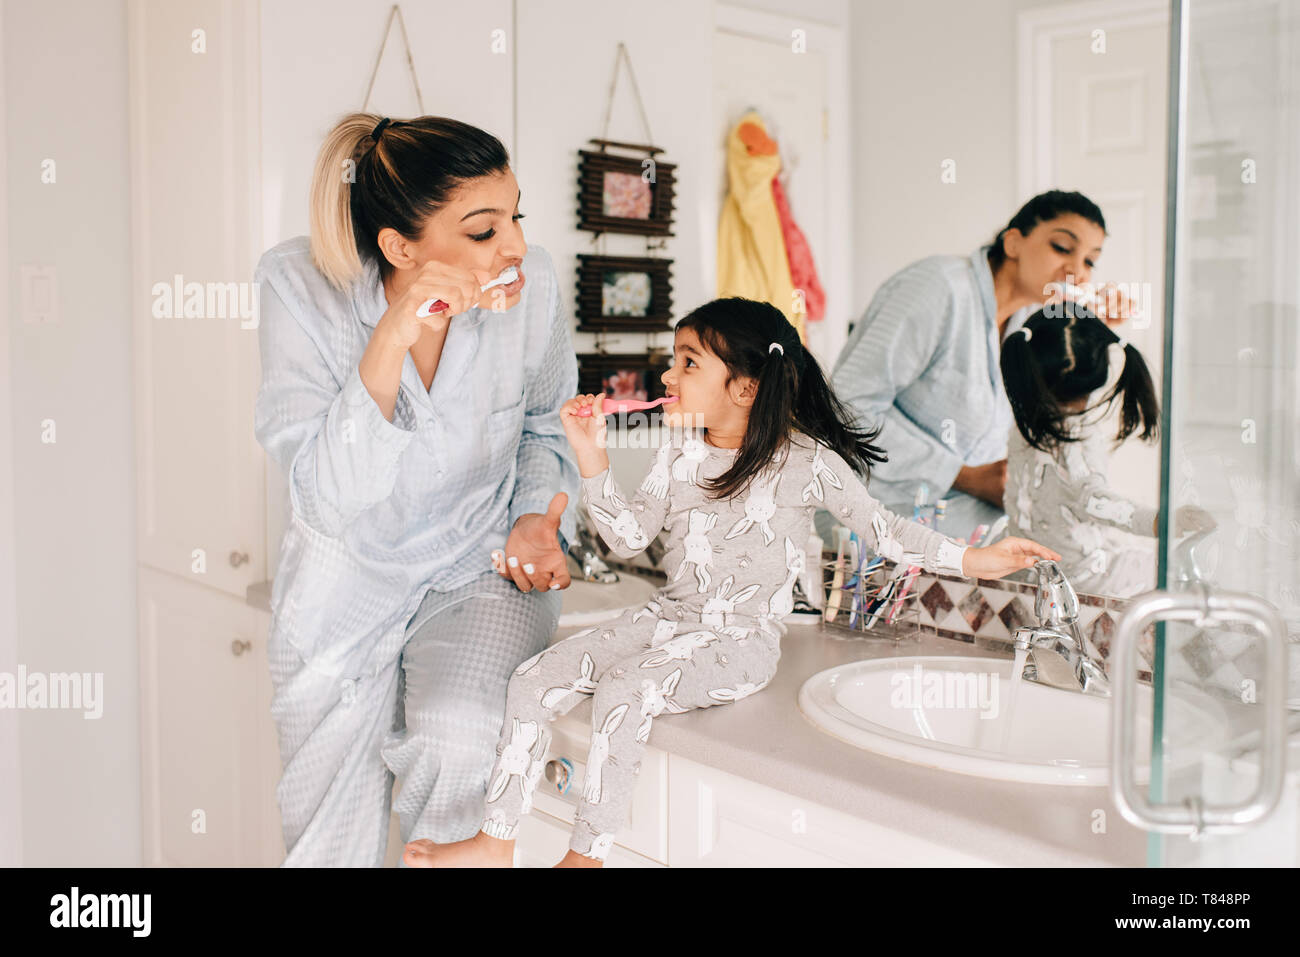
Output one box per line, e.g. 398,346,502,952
830,245,1024,511
253,238,579,678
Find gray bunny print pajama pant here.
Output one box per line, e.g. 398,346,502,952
478,599,781,861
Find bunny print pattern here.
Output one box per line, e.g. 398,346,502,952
478,429,969,861
581,429,968,628
479,600,782,861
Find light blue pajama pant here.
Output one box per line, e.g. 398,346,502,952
478,601,782,861
267,569,560,867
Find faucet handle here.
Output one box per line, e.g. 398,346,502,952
1032,559,1079,625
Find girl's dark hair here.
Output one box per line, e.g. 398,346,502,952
673,297,888,500
1000,303,1159,453
309,113,511,291
987,190,1107,274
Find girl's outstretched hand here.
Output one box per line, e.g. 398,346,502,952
963,537,1062,579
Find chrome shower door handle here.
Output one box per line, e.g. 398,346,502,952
1110,586,1289,834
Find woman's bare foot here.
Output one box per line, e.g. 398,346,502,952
553,849,604,868
403,830,514,868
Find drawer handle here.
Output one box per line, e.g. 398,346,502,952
545,757,574,795
231,639,251,656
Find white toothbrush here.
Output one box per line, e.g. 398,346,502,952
416,265,519,317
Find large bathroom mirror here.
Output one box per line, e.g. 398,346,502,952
721,1,1177,604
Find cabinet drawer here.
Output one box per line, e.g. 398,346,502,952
528,710,669,865
667,754,996,867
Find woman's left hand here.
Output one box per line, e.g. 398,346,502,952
491,492,572,593
963,537,1062,579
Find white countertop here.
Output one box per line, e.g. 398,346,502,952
549,615,1148,866
248,580,1147,865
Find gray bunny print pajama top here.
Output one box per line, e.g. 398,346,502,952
478,428,970,860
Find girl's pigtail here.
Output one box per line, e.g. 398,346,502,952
792,343,888,480
1110,342,1160,444
1000,329,1074,451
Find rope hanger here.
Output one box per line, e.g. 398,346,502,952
361,4,425,114
599,42,655,147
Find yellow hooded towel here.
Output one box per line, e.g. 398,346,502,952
716,110,805,343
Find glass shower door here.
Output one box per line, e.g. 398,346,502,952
1110,0,1300,866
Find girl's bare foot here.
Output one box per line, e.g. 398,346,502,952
403,830,514,868
553,849,604,868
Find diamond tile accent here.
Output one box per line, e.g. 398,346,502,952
957,589,995,632
1087,611,1116,659
998,596,1033,636
920,580,953,621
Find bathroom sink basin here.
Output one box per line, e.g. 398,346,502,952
558,571,660,627
798,656,1227,786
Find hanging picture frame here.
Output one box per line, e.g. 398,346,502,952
575,254,674,332
577,141,677,237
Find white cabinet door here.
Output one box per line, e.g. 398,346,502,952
138,567,281,867
515,810,664,869
128,0,264,598
667,754,997,867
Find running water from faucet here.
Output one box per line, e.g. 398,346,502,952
998,646,1030,751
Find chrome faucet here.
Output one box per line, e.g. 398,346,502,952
1011,560,1111,696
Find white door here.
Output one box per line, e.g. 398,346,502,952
129,0,265,599
1020,2,1170,509
711,6,848,369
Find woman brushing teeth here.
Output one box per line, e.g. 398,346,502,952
254,112,581,866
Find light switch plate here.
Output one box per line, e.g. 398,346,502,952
20,264,58,325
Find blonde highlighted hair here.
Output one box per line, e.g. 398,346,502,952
308,112,512,292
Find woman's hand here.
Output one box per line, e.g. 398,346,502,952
1090,282,1140,327
1173,504,1217,536
377,260,492,350
491,492,572,593
953,460,1007,507
962,537,1062,579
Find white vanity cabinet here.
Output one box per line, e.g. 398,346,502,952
137,567,284,867
513,711,999,868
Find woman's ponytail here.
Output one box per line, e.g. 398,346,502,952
308,113,378,291
306,111,512,293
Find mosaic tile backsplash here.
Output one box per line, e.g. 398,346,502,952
819,562,1156,679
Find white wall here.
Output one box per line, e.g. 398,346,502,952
0,0,19,869
849,0,1077,316
2,0,139,866
260,0,853,547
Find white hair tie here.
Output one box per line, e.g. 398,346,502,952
1016,326,1032,342
768,342,784,355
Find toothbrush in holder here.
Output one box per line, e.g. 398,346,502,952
415,266,519,318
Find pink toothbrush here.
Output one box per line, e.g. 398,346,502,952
415,266,519,317
576,396,679,417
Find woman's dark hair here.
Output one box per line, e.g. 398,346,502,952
673,297,888,500
1000,302,1159,453
987,190,1107,274
309,113,511,291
